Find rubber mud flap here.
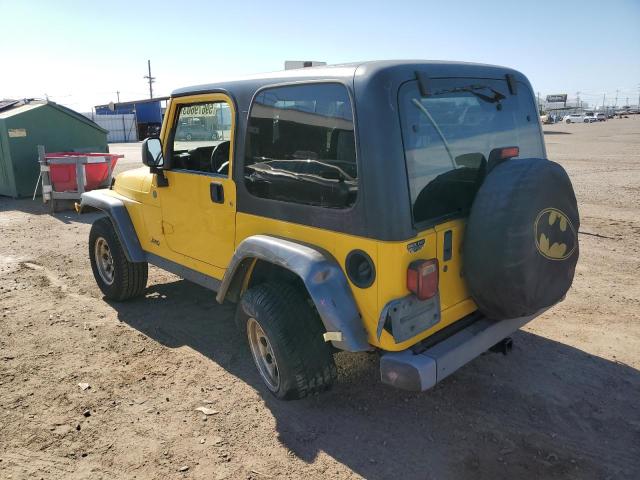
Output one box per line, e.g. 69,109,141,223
463,158,579,319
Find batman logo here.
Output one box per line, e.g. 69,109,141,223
534,208,577,260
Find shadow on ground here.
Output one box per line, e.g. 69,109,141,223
543,130,572,135
110,279,640,480
0,196,97,225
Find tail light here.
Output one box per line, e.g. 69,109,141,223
499,146,519,159
407,259,439,300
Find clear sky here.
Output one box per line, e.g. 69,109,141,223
1,0,639,111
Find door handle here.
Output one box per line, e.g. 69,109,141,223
210,182,224,204
443,230,453,261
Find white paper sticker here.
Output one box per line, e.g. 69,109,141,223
8,128,27,138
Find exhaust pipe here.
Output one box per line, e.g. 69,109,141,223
490,337,513,355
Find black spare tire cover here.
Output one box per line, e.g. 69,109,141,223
463,158,579,319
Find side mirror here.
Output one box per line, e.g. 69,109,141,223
142,137,164,168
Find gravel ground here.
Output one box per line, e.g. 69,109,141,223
1,117,639,479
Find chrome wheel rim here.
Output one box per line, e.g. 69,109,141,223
94,237,115,285
247,317,280,391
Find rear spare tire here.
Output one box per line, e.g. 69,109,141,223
463,158,579,319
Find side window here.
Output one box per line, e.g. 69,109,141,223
244,83,357,208
172,101,232,174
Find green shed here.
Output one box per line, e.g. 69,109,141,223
0,99,108,198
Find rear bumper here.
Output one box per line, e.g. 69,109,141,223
379,310,543,391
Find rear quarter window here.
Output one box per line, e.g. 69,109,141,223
244,83,358,209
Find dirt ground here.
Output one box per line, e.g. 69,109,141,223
1,118,639,480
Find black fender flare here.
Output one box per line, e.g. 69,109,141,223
217,235,371,352
79,190,146,263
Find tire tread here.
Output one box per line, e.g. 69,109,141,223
240,283,337,399
89,217,148,301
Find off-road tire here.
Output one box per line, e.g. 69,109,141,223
464,157,579,319
237,283,337,400
89,217,148,301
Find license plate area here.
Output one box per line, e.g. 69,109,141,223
378,294,441,343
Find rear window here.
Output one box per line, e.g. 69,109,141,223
244,83,357,208
399,78,544,225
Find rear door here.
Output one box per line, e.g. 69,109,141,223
398,75,545,311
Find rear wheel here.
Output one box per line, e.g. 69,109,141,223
237,283,337,400
89,217,148,301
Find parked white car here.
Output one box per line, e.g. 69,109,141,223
595,113,606,122
583,112,598,123
563,114,584,124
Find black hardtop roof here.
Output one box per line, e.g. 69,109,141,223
171,60,526,97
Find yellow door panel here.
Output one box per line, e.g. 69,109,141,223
434,219,471,310
157,93,237,270
161,171,236,268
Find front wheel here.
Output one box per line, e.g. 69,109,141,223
565,119,571,124
236,283,337,400
89,217,148,301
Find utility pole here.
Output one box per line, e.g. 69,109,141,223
576,91,581,110
602,93,606,112
116,91,120,103
144,60,155,99
614,89,619,108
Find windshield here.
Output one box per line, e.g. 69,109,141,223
399,78,544,225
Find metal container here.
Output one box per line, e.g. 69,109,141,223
0,100,108,198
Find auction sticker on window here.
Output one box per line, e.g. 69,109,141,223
8,128,27,138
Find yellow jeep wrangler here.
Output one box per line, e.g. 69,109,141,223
80,61,579,399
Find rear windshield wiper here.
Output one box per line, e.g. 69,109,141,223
433,85,506,104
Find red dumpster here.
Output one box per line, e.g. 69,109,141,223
46,152,122,192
